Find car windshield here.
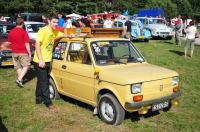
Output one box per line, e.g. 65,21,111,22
0,24,15,35
26,23,45,33
149,19,166,24
91,40,145,65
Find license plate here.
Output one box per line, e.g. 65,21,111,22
2,61,13,66
138,36,144,38
152,101,169,111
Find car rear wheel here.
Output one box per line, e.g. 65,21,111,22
49,78,60,100
98,93,125,125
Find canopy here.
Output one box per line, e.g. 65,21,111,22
137,8,164,17
66,13,82,19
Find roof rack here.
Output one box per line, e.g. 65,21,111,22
64,27,124,38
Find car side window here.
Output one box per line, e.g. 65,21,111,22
67,42,91,65
53,42,67,60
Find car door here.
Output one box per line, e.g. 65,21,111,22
51,42,68,89
61,41,95,103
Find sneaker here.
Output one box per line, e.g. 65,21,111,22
15,79,24,88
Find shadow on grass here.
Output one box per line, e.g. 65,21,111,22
125,110,160,122
60,94,161,123
23,68,36,84
0,116,8,132
164,41,174,45
60,94,94,112
169,50,184,56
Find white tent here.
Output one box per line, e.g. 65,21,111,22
66,13,82,19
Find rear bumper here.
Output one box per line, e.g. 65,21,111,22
125,91,181,109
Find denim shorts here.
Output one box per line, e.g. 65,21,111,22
185,39,195,50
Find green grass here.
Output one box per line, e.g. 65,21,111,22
1,39,200,131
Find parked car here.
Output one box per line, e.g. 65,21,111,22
48,36,181,125
24,21,45,40
138,17,173,39
113,19,151,41
19,13,43,22
0,22,15,66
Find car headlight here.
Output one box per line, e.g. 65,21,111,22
172,76,179,86
152,29,157,34
131,83,142,94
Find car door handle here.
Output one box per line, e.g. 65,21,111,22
62,65,67,69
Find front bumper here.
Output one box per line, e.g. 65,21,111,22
125,91,181,109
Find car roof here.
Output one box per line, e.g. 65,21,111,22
59,37,129,43
0,21,15,26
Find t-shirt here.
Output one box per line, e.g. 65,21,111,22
125,20,132,32
185,26,197,39
103,19,112,28
58,18,65,27
8,27,30,53
33,26,63,63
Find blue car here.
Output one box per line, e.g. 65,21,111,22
113,19,151,41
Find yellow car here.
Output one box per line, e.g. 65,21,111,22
49,37,181,125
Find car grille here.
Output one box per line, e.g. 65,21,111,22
159,32,169,35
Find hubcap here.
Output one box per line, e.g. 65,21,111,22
49,84,55,99
101,101,114,121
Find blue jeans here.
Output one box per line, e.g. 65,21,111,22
33,62,52,107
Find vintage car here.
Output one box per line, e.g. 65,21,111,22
48,34,181,125
0,22,15,66
113,19,151,41
138,17,173,39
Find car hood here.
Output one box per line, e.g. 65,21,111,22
148,24,170,31
99,63,178,85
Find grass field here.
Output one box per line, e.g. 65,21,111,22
0,39,200,132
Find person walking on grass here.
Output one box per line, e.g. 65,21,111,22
184,21,197,58
33,14,69,110
8,17,31,88
174,15,183,46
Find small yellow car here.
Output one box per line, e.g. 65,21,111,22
49,37,181,125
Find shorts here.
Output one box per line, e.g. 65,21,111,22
12,53,30,69
185,39,195,51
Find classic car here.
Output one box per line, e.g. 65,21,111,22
113,19,151,41
138,17,173,39
48,35,181,125
0,22,15,66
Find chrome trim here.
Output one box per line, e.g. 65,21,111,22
125,91,181,109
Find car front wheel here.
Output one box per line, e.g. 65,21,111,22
49,78,60,100
98,93,125,125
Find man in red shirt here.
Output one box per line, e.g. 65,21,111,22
8,17,31,87
175,15,183,46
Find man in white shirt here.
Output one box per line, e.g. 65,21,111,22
185,21,197,57
103,17,112,28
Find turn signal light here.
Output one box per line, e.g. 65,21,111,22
133,95,143,102
173,86,180,93
138,108,148,115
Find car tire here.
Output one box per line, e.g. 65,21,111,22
144,39,149,42
98,93,125,125
49,78,60,100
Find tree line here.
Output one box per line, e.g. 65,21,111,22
0,0,199,20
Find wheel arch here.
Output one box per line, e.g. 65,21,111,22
49,73,60,92
97,88,124,108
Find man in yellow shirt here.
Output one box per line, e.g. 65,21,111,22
33,14,64,110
